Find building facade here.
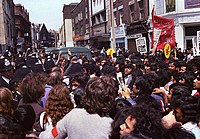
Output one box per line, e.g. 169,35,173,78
0,0,15,53
89,0,111,50
71,0,90,47
38,24,54,48
14,4,31,52
62,3,78,47
126,0,149,53
150,0,200,51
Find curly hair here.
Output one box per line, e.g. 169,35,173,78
19,72,47,103
171,95,199,124
81,76,117,117
171,85,191,102
44,84,74,126
0,87,14,116
130,104,165,139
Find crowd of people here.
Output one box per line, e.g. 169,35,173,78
0,48,200,139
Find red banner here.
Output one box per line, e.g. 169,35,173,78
152,8,175,50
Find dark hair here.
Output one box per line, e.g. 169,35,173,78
44,84,73,126
156,69,171,87
163,127,195,139
70,73,90,88
0,113,24,139
81,76,117,117
14,105,35,132
101,64,117,78
74,86,86,108
178,72,195,91
109,98,132,119
130,104,165,139
134,76,152,95
171,85,191,101
110,107,132,139
19,73,47,103
171,95,199,124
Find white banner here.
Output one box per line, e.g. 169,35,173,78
192,37,197,56
196,31,200,56
136,37,147,53
152,28,162,52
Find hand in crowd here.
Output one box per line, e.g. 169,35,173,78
121,87,131,99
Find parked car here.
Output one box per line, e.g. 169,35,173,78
49,46,92,60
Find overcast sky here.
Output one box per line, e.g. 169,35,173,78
13,0,81,31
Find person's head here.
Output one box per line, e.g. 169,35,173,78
194,71,200,91
168,60,178,73
19,72,47,103
114,63,121,73
120,114,137,138
132,76,152,95
70,73,89,91
100,57,107,67
124,63,133,76
135,103,164,137
179,63,187,73
101,64,116,79
47,71,63,86
171,85,191,103
114,60,124,73
171,96,199,124
110,107,133,139
73,86,86,108
45,84,73,126
0,87,14,116
144,63,151,74
120,103,164,139
14,105,36,132
0,58,14,79
110,98,132,119
81,76,117,117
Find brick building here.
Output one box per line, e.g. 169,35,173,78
14,4,32,52
62,3,78,47
71,0,90,47
0,0,15,53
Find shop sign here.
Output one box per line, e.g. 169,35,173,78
115,26,125,38
127,33,142,39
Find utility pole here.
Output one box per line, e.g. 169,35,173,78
110,0,116,51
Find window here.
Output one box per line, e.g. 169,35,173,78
130,4,134,22
165,0,175,13
85,7,88,19
119,9,123,25
114,11,117,26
